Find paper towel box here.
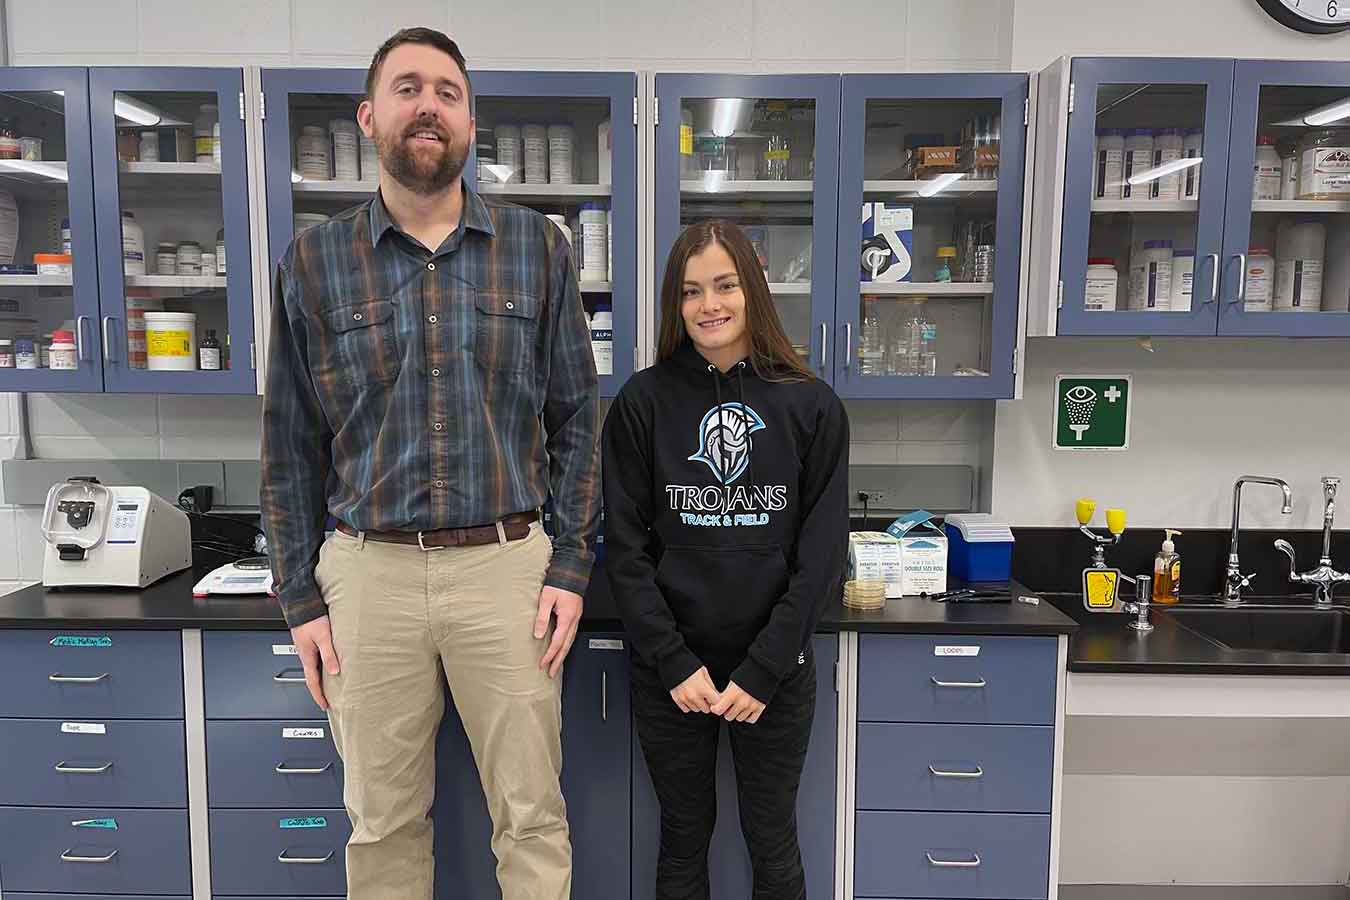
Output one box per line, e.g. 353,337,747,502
847,531,903,599
886,510,948,596
861,202,913,283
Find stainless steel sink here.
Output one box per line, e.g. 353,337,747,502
1163,606,1350,654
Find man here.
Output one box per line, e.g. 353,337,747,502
259,27,600,900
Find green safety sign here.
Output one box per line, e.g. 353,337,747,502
1054,375,1131,450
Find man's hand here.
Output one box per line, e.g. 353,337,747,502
290,615,340,712
670,666,721,713
536,586,583,679
709,681,766,723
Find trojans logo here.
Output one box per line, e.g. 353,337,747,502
687,403,766,486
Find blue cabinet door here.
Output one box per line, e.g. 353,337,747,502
1219,60,1350,336
0,67,105,392
430,632,634,899
631,633,838,900
835,74,1027,399
89,67,256,393
1057,58,1235,336
261,68,638,397
655,75,842,383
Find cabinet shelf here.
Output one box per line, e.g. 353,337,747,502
1091,199,1198,213
861,282,994,297
0,160,70,184
126,275,227,289
681,179,814,201
864,179,999,198
769,282,812,295
292,180,615,204
1253,199,1350,213
119,162,222,191
0,274,73,287
578,281,612,292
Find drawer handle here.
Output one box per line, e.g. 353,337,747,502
273,668,307,683
54,760,114,774
929,764,983,779
275,761,334,775
61,848,119,863
926,850,981,869
49,672,110,684
278,849,335,864
930,676,986,688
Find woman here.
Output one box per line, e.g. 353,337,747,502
602,220,849,899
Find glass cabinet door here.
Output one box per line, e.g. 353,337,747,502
656,75,841,380
90,68,256,393
0,68,103,392
1220,60,1350,336
1058,58,1234,336
835,74,1027,399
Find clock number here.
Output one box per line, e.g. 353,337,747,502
1330,0,1339,17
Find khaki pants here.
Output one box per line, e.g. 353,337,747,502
314,522,571,900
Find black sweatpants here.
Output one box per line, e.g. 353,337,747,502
631,649,816,900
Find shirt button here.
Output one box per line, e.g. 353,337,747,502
434,480,445,488
506,301,515,310
352,312,363,321
431,368,441,377
433,423,444,432
427,262,436,271
428,314,438,324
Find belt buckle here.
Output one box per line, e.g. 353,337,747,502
416,531,446,552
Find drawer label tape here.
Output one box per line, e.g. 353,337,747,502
50,635,112,647
934,645,980,657
272,644,298,656
280,816,328,829
72,818,118,829
588,638,624,650
61,721,107,735
283,727,325,739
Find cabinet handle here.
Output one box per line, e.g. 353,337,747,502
929,764,983,779
844,322,852,370
1232,253,1247,305
49,672,110,684
926,850,981,869
101,316,119,362
278,849,334,864
76,316,91,361
61,848,119,863
1204,253,1219,304
602,670,608,723
54,760,113,774
818,322,828,372
275,762,333,775
273,668,306,683
930,675,986,688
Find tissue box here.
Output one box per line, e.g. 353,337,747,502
943,513,1014,583
848,532,904,599
885,510,948,596
861,202,913,283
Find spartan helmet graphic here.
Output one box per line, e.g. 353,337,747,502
688,403,767,485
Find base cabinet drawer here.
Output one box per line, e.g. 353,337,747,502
854,810,1050,900
856,723,1053,813
207,720,343,807
0,718,187,807
0,629,184,719
203,631,326,720
858,635,1057,725
0,807,191,895
210,808,351,896
3,895,190,900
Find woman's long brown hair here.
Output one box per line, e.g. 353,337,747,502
656,220,814,384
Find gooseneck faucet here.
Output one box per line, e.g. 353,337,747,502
1275,477,1350,608
1225,475,1293,605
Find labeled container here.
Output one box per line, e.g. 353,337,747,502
1254,135,1283,201
523,124,549,185
476,127,496,184
0,339,13,368
359,133,378,182
1093,129,1125,200
60,217,71,255
590,304,613,376
0,118,20,160
942,513,1015,583
139,130,160,162
1245,247,1275,312
1121,129,1154,201
14,335,35,369
1128,239,1172,310
194,104,218,164
1275,219,1325,311
34,253,72,278
215,229,226,274
578,202,609,282
176,241,202,276
495,124,522,184
1279,138,1300,201
598,118,613,185
121,210,145,276
19,136,42,161
1170,250,1196,312
125,293,162,369
144,311,197,371
547,124,575,185
296,125,331,181
48,329,77,371
155,242,177,275
1181,129,1204,200
545,213,572,247
1085,258,1118,311
1152,129,1184,201
199,252,215,276
1298,128,1350,200
330,119,360,181
198,328,222,371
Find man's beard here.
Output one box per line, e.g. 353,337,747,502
374,115,469,196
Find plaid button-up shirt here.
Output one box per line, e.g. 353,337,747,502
261,187,601,627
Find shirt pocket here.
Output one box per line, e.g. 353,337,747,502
321,298,400,387
474,290,539,376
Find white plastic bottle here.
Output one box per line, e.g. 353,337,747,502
121,210,145,276
598,118,613,185
1121,130,1154,201
523,124,548,185
495,124,522,184
1153,129,1184,201
1128,239,1172,310
1245,247,1275,312
1253,135,1282,201
1181,129,1204,200
1275,219,1326,311
1170,250,1195,312
1093,129,1125,200
578,203,608,283
590,304,613,376
1085,258,1119,311
547,124,574,185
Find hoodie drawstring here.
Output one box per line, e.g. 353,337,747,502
735,361,758,495
709,364,730,509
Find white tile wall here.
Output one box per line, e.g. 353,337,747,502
8,0,139,56
292,0,450,55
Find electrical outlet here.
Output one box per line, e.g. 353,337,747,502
857,490,886,505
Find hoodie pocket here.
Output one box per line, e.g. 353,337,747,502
656,544,789,652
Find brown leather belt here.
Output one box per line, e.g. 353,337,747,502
336,510,539,551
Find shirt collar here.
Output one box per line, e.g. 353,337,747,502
367,182,496,248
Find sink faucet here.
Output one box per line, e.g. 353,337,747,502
1225,475,1293,605
1274,477,1350,608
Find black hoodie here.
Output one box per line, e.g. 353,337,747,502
601,342,850,704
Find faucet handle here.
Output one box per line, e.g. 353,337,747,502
1274,539,1297,566
1324,477,1340,500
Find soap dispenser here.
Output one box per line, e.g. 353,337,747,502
1152,529,1182,604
